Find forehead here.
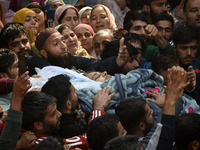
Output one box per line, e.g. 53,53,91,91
65,8,77,16
26,12,36,17
94,32,112,42
155,20,172,28
131,20,147,26
82,9,91,15
151,0,167,4
176,40,198,47
9,34,28,42
62,28,73,34
92,6,106,15
186,0,200,9
46,32,63,42
76,28,90,34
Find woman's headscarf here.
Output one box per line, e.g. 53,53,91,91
44,0,65,20
53,4,78,27
78,6,92,19
74,23,95,35
12,8,37,43
63,0,78,5
12,8,37,24
90,4,117,31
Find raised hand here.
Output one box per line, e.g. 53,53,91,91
93,86,115,111
116,37,130,67
185,65,196,92
146,91,165,108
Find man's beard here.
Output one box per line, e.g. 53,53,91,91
143,121,154,136
42,119,61,136
47,52,73,68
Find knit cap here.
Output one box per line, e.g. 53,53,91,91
35,28,58,51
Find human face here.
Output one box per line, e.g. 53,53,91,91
81,9,91,24
143,104,154,136
184,0,200,30
93,32,112,56
155,20,173,41
24,13,38,35
129,20,147,36
117,121,127,136
43,102,62,135
43,32,69,67
174,40,198,66
86,71,111,81
62,28,78,54
76,28,93,53
69,85,79,110
8,34,31,55
150,0,168,16
8,58,19,79
129,41,142,64
90,6,110,33
61,8,79,29
31,8,46,28
49,2,63,10
122,56,140,74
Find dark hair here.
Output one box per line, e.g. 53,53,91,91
115,98,146,134
87,114,120,150
0,23,29,48
21,91,57,130
41,74,71,112
122,33,146,52
35,136,65,150
183,0,189,12
101,40,138,60
152,12,174,29
124,10,148,32
175,113,200,150
172,25,198,46
58,7,79,24
152,55,179,74
0,49,17,75
57,24,71,34
104,135,141,150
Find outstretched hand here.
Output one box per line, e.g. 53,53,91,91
146,91,165,108
116,37,130,67
11,71,32,110
93,86,115,111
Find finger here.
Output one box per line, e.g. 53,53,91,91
188,65,193,72
106,86,112,93
146,98,156,104
119,37,125,51
18,71,29,80
109,92,116,99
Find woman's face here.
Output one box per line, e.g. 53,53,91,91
61,8,79,29
30,8,46,27
62,28,78,54
80,9,91,24
24,12,38,35
76,28,93,53
90,6,110,33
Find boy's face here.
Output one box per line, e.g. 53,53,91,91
8,34,31,55
8,58,19,79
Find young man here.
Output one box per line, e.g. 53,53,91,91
21,86,115,150
87,114,127,150
142,0,168,24
173,25,198,70
41,75,84,138
123,10,175,62
153,12,174,42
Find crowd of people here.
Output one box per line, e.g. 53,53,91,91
0,0,200,149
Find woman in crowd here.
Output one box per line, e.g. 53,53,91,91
44,0,65,22
74,24,95,57
12,8,38,43
26,2,49,32
56,24,91,58
78,6,92,24
54,5,79,29
90,4,117,33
